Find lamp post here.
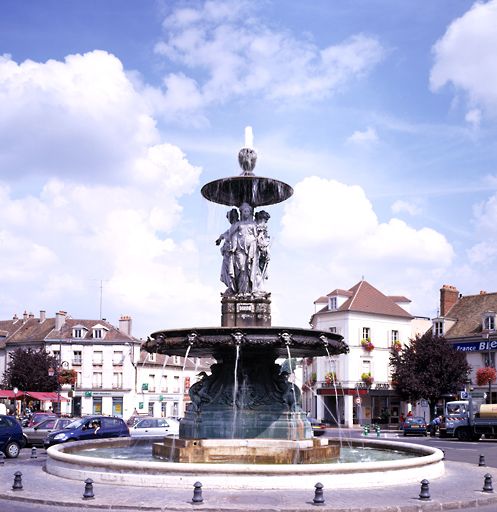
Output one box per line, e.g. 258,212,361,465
485,332,494,404
12,387,18,418
48,360,69,416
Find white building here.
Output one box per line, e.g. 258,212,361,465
306,280,427,428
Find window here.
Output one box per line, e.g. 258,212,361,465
112,372,123,389
328,297,337,310
148,401,155,416
73,328,83,338
76,372,82,388
93,329,103,339
173,376,180,393
93,372,102,388
148,353,156,362
148,374,155,392
433,321,443,337
113,351,123,365
161,376,168,392
361,359,372,376
172,356,181,366
92,397,102,415
73,351,82,365
391,330,399,343
484,314,496,331
93,350,103,366
329,327,337,334
483,352,496,368
362,327,371,340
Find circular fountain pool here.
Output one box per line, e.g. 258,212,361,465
45,437,444,490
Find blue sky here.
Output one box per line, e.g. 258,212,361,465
1,0,497,338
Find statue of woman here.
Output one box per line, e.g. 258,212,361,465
216,202,258,294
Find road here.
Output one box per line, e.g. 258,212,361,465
1,433,497,511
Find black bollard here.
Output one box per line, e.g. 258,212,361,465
0,452,5,465
483,474,494,493
82,478,95,500
313,482,325,505
30,447,37,459
419,479,430,500
192,481,203,504
479,454,486,467
12,471,23,491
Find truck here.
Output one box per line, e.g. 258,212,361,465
440,398,497,441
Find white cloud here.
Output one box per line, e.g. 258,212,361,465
391,200,421,216
347,126,378,144
430,0,497,116
154,1,384,113
280,176,453,264
465,108,482,128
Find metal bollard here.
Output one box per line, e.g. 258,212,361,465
12,471,23,491
30,447,37,459
313,482,325,505
483,474,494,493
192,481,203,504
479,454,486,467
419,479,430,500
375,425,381,437
0,452,5,465
82,478,95,500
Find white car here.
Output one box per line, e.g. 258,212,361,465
129,417,179,438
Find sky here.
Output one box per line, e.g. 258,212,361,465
1,0,497,339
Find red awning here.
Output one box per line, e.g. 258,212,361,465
25,391,69,402
0,390,24,399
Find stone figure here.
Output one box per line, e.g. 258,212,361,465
216,203,271,295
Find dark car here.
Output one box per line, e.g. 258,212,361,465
27,412,57,428
23,417,73,447
308,417,326,437
402,416,428,436
44,415,130,448
0,414,24,458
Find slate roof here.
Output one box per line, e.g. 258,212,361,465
314,280,413,319
443,292,497,338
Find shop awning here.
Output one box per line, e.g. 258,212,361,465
0,390,24,399
25,391,69,402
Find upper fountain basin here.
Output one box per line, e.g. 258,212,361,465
201,176,293,207
144,326,348,358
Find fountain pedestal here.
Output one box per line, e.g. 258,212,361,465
221,293,271,327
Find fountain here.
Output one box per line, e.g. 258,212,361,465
45,128,444,489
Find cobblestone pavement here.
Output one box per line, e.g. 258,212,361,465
1,448,497,511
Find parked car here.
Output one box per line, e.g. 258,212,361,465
23,417,73,447
44,415,129,448
27,412,57,428
308,417,326,437
402,416,428,436
126,414,152,427
0,414,24,458
129,417,180,438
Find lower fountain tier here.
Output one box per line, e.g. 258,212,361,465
153,437,339,464
144,326,348,358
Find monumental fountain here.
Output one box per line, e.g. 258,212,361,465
45,129,444,488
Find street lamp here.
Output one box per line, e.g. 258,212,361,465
12,387,18,417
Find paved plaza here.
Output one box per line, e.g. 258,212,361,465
1,447,497,511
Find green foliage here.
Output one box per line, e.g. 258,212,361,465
2,347,59,391
390,331,470,415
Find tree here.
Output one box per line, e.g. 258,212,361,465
390,331,470,419
2,347,59,391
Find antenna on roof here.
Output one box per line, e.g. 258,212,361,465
92,279,109,320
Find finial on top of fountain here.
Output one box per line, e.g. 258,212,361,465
238,126,257,176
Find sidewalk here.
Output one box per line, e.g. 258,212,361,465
0,450,496,511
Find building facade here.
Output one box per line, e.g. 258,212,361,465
0,310,207,419
432,284,497,403
307,280,429,428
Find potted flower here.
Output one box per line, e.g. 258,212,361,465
361,338,375,352
361,372,374,386
476,367,497,386
58,368,77,386
391,340,402,352
324,371,336,385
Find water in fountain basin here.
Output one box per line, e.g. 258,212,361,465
231,343,240,438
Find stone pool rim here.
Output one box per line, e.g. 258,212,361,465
45,437,444,489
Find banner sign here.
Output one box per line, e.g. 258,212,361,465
453,340,497,352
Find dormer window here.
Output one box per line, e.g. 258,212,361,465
433,320,443,337
92,324,109,339
328,297,337,310
483,311,496,332
72,325,88,339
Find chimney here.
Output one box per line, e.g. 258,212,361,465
55,311,67,331
119,315,132,336
440,285,459,316
23,310,28,322
28,312,34,319
39,310,46,323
